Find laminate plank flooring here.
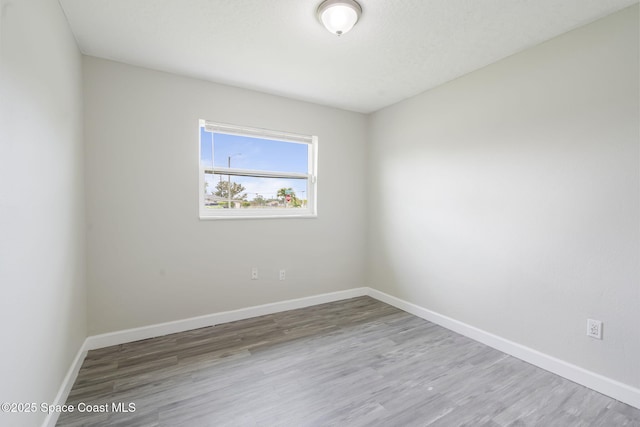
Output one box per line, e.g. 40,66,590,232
57,297,640,426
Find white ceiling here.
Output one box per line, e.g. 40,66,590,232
59,0,637,113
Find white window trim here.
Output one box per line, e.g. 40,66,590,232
198,120,318,220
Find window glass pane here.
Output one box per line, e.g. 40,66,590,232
204,173,308,209
212,132,308,174
200,127,213,167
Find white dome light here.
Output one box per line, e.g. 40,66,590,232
317,0,362,36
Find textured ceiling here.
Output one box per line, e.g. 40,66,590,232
59,0,638,113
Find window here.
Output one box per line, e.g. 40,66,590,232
199,120,318,219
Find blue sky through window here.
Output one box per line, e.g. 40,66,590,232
200,127,309,202
200,128,308,173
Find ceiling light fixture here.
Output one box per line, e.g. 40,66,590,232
317,0,362,36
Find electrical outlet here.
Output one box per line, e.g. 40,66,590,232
279,269,286,281
587,319,602,340
251,268,258,280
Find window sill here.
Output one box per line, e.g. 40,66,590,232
199,213,318,220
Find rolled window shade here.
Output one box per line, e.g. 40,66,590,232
204,121,312,144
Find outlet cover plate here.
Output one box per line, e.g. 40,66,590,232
587,319,603,340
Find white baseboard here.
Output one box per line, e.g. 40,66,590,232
42,343,88,427
366,288,640,409
84,287,369,350
45,285,638,427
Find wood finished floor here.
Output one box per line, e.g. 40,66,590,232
58,297,640,426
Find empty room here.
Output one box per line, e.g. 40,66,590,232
1,0,639,426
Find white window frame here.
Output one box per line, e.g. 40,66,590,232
199,120,318,219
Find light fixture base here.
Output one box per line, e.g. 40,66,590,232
317,0,362,36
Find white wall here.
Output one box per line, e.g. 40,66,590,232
83,57,368,334
368,5,639,389
0,0,86,426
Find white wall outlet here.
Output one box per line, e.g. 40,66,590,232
251,267,258,280
587,319,603,340
279,269,286,281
